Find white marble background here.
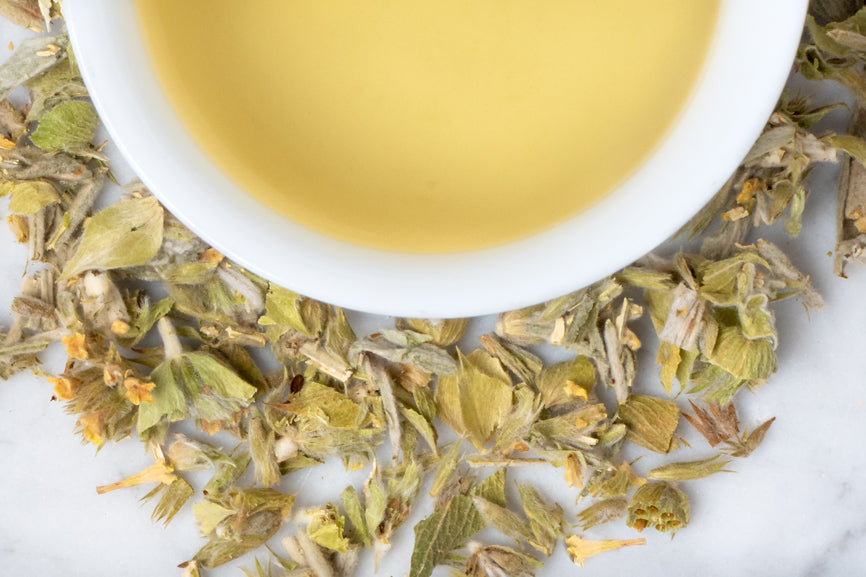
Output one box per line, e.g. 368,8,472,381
2,15,866,577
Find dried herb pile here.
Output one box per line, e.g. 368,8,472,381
2,2,866,576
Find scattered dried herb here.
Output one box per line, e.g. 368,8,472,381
1,2,864,575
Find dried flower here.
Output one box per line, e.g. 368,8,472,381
627,481,690,534
61,332,88,360
48,375,78,400
77,412,104,445
123,377,155,405
565,535,645,567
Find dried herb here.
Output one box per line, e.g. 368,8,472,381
565,535,646,567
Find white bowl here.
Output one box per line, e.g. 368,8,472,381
64,0,809,318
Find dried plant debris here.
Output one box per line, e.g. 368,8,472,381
0,5,864,576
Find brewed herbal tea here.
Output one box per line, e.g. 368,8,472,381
137,0,720,252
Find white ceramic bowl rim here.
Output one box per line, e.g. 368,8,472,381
65,0,809,318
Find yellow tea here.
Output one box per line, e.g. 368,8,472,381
137,0,719,252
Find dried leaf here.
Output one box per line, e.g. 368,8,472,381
575,498,628,531
142,477,194,526
517,484,565,556
434,349,513,449
647,455,732,481
350,330,458,375
258,284,320,339
617,395,680,454
396,317,469,347
61,195,164,279
193,501,234,535
0,0,44,30
682,401,740,447
3,179,59,213
340,486,371,548
0,34,67,97
272,381,361,429
400,405,438,457
470,469,507,508
307,504,349,554
535,356,595,407
409,495,483,577
429,440,461,498
479,333,543,385
473,496,533,545
30,100,97,152
25,54,87,121
706,325,776,381
137,352,257,433
249,417,280,487
464,544,541,577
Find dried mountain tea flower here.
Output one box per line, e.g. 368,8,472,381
627,482,690,534
565,535,646,567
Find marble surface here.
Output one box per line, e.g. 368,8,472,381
2,16,866,577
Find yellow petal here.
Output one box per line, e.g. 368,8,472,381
200,419,223,435
124,377,156,405
48,376,80,400
78,413,104,445
564,380,588,400
565,535,645,567
564,453,583,489
96,461,176,494
199,248,224,264
111,319,130,335
61,333,89,360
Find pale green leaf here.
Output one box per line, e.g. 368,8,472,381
193,501,234,535
340,486,371,547
435,349,513,449
30,99,97,151
5,179,59,213
61,195,164,279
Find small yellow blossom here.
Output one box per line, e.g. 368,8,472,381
124,377,155,405
78,413,104,446
48,376,80,400
200,419,223,436
111,319,130,335
61,333,89,360
737,177,762,204
565,535,646,567
564,380,588,400
200,248,224,264
96,461,176,494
